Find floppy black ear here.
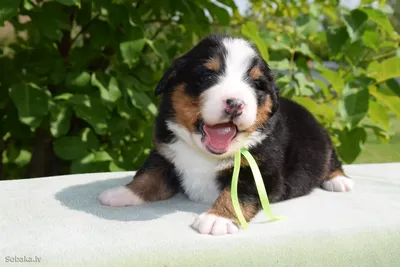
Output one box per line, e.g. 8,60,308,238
270,84,280,114
154,58,185,96
154,65,176,96
257,58,280,115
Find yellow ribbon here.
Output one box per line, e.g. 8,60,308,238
231,148,284,228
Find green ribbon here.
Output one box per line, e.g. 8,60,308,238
231,148,283,228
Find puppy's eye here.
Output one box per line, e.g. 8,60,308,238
200,68,216,78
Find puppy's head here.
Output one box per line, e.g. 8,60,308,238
156,34,279,158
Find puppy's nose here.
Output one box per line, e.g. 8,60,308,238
225,98,244,115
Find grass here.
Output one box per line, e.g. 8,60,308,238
354,117,400,164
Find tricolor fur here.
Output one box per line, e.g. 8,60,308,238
99,34,354,236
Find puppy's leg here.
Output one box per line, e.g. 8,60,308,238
191,187,261,235
99,150,180,207
321,149,354,192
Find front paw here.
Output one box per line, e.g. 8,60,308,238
99,186,145,207
191,212,239,236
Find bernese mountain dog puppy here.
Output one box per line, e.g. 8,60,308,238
99,34,354,235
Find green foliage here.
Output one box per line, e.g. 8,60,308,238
0,0,399,179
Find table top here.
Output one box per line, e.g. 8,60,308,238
1,163,400,267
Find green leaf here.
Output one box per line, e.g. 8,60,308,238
49,103,72,138
91,73,122,104
295,43,314,58
127,89,158,116
342,40,365,64
370,85,400,119
360,7,394,34
269,35,292,52
338,85,369,128
367,57,400,83
30,2,71,40
80,128,100,150
215,0,236,9
144,39,162,58
309,3,321,18
268,59,290,70
342,9,368,42
337,127,367,163
87,20,113,49
0,0,21,25
71,151,112,174
296,14,319,36
69,95,109,135
106,3,130,29
66,71,91,90
294,73,315,96
361,0,375,4
314,78,332,98
9,84,50,128
76,0,92,25
326,26,349,55
368,99,389,130
361,30,380,51
318,67,344,95
54,0,80,6
386,79,400,97
109,161,126,172
241,22,269,61
6,142,21,163
120,39,146,68
206,2,230,26
54,136,88,161
293,97,335,122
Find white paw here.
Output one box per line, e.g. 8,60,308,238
99,186,145,207
322,176,355,192
191,213,239,236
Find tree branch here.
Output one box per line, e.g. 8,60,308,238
70,14,100,46
361,50,396,64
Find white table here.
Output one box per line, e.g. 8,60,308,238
1,163,400,267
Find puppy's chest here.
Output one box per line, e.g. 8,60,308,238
163,142,225,204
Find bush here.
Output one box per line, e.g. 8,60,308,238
0,0,399,179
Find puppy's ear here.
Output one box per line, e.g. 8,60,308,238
270,84,280,115
257,59,279,115
154,58,185,96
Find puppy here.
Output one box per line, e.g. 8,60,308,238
99,34,354,235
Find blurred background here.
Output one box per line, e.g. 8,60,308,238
0,0,399,180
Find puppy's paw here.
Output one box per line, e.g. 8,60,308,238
322,176,355,192
191,213,239,236
99,186,145,207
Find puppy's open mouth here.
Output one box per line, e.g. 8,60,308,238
198,121,238,155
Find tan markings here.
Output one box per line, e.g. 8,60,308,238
250,66,263,80
247,95,273,132
171,83,200,132
240,155,250,167
126,168,174,202
321,147,333,180
208,188,258,224
204,57,221,71
326,169,345,180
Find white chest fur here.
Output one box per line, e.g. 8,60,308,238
161,139,221,205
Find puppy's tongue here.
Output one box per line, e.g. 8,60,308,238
203,122,237,153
